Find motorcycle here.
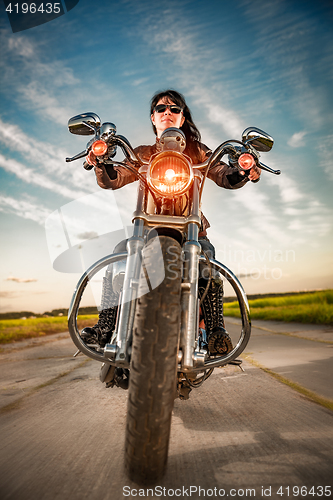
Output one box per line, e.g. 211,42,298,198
65,113,280,483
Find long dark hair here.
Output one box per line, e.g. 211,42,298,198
150,89,202,163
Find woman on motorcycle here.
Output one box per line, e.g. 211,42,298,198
81,89,261,351
88,89,260,204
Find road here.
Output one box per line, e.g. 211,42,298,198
0,321,332,500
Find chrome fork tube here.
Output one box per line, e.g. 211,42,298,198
114,218,144,365
180,177,201,369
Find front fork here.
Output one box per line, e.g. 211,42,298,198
106,219,203,371
105,221,202,369
179,176,205,371
180,222,202,370
105,176,203,371
104,218,145,366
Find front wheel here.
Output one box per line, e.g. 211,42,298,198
125,236,182,483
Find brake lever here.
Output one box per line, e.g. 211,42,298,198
258,161,281,175
66,149,88,163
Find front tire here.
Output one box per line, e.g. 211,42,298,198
125,236,182,483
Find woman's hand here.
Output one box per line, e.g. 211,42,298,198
86,150,97,167
240,164,261,182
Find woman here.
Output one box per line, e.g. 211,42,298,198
82,90,261,351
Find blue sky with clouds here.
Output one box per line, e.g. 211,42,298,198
0,0,332,313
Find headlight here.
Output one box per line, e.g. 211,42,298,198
147,152,193,196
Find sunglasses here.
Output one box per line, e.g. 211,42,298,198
154,104,183,114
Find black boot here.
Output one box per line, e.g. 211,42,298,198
81,269,118,347
207,326,233,355
198,275,233,355
81,307,117,347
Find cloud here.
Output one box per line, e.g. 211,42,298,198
264,170,332,238
8,36,35,58
0,117,88,184
76,231,99,240
0,117,98,201
195,98,245,139
0,154,88,200
240,0,330,129
288,131,307,148
231,186,273,215
132,78,149,86
5,277,38,283
316,134,333,180
266,171,304,203
0,28,124,131
287,218,331,237
20,84,72,126
0,32,80,125
217,163,331,250
0,291,22,299
126,3,332,255
132,4,246,139
284,200,329,216
0,194,51,225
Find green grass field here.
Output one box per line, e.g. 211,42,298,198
0,315,98,345
1,290,332,345
224,290,333,324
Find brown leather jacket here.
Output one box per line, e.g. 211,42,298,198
94,139,248,232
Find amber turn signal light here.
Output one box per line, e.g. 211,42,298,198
91,140,108,156
238,153,255,170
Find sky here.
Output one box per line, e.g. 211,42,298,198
0,0,332,313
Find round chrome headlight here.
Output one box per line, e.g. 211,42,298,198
147,152,193,197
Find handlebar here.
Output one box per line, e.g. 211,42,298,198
115,135,143,165
66,135,143,167
66,134,281,178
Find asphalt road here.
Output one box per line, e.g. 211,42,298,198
226,318,333,401
0,321,332,500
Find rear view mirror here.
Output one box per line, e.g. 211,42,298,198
68,112,101,135
242,127,274,152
